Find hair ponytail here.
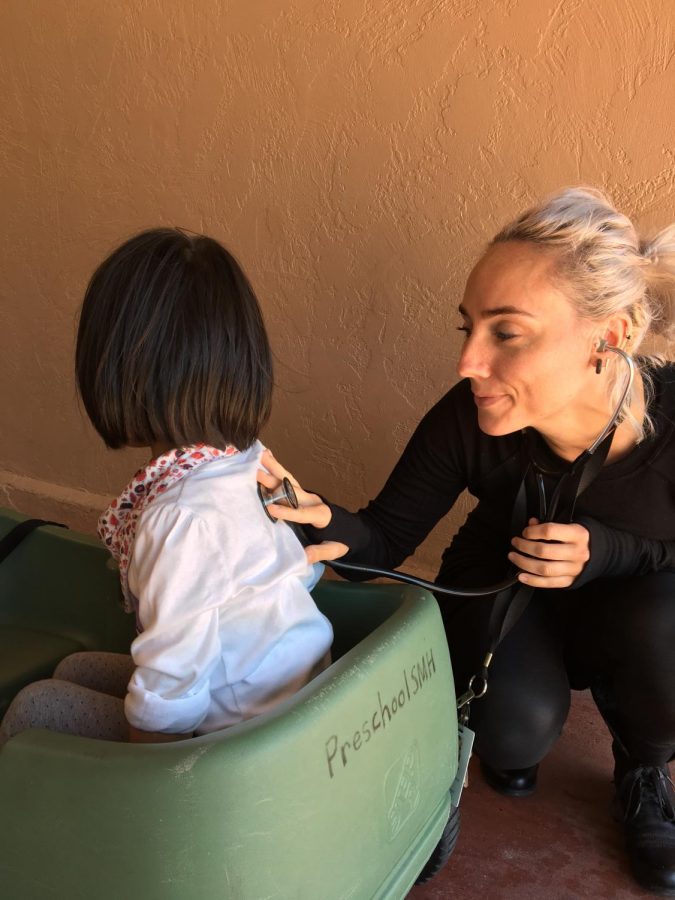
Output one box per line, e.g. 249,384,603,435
640,224,675,339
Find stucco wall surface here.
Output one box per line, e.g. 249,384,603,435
1,0,674,575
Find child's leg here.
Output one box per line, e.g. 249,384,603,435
53,651,135,698
0,678,128,747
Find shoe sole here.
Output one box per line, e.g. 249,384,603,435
480,769,537,798
485,782,537,798
630,871,675,897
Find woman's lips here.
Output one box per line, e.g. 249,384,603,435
473,394,506,408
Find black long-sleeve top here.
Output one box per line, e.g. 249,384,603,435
306,362,675,588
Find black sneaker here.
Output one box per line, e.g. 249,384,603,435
614,764,675,896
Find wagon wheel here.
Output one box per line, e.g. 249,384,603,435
414,805,461,885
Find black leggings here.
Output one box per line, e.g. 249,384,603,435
440,572,675,769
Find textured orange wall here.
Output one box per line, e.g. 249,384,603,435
1,0,674,575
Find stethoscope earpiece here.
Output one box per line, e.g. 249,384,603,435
258,477,299,522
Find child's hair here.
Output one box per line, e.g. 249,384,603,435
76,228,272,451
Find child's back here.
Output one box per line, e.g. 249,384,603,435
125,440,331,735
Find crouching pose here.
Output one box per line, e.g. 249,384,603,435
258,188,675,895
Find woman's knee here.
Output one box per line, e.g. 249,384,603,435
609,574,675,663
472,677,571,769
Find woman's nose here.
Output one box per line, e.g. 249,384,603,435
456,337,491,380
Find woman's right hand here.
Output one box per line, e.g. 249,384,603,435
257,449,349,566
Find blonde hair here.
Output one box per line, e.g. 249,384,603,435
492,187,675,440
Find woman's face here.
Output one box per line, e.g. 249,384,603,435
456,241,599,437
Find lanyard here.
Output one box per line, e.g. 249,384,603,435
457,427,616,725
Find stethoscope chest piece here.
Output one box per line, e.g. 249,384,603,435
258,477,299,522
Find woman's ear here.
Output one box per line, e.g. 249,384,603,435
601,315,633,350
590,315,632,374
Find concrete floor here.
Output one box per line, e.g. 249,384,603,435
409,691,660,900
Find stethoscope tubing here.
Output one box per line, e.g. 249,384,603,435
588,341,634,452
325,558,520,597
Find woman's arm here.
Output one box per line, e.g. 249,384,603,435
573,516,675,586
260,386,474,573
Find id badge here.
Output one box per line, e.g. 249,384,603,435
449,723,475,808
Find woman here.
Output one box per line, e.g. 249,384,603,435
258,188,675,895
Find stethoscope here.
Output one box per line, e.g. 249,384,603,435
258,340,635,599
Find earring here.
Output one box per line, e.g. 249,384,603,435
595,337,608,374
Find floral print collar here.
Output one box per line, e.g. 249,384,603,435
98,444,238,614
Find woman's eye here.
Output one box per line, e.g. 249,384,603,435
457,325,519,342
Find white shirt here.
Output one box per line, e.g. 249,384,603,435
124,441,332,734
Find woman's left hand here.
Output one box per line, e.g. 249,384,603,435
508,518,590,588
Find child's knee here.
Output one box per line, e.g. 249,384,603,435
53,652,91,681
0,679,55,743
53,651,134,696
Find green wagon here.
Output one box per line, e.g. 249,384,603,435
0,508,460,900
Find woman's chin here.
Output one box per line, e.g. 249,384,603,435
477,411,522,437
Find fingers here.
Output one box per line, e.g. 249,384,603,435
257,474,319,510
260,449,300,488
511,516,589,587
516,571,577,589
305,541,349,565
260,448,282,475
513,523,590,588
508,550,579,580
521,521,588,544
267,502,332,529
256,468,278,489
267,504,313,523
511,537,568,560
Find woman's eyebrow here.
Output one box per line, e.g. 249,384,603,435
458,304,536,319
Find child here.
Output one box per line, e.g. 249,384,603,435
0,229,332,745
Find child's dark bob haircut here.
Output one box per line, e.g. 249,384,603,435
76,228,273,451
